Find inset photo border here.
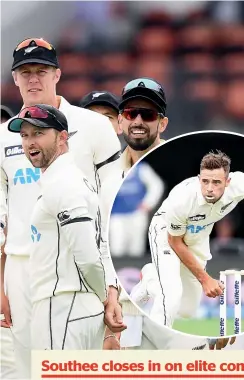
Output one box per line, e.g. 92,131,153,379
109,130,244,338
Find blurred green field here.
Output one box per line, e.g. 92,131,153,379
173,318,244,337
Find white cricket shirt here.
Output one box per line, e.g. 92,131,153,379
0,96,121,257
156,172,244,260
30,152,107,303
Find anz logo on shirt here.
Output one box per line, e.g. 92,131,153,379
13,168,41,185
187,222,214,234
31,225,41,243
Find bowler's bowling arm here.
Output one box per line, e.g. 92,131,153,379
167,233,209,284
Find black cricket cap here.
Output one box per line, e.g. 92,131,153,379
119,77,167,115
8,104,68,133
12,38,59,71
80,91,120,113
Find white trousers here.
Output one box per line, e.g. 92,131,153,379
31,292,105,350
120,315,143,348
4,255,31,380
141,317,209,350
0,324,17,379
123,314,209,350
110,210,148,257
119,298,207,350
148,221,205,328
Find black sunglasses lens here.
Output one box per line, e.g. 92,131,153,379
123,108,158,121
140,109,156,121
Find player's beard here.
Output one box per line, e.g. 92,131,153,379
28,141,59,170
123,126,158,151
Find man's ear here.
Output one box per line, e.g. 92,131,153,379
54,68,61,85
226,177,231,187
158,117,168,134
59,130,68,146
117,114,123,135
12,71,19,87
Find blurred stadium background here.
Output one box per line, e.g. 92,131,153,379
2,1,244,138
2,1,244,336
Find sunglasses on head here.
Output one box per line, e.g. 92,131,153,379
14,38,54,53
19,106,64,130
122,78,163,95
121,108,164,122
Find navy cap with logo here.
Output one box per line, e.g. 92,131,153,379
8,104,68,133
80,91,120,113
12,38,59,71
119,77,167,115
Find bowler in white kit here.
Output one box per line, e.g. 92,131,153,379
142,150,244,328
8,104,108,350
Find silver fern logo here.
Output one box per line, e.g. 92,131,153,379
92,92,105,99
24,46,38,54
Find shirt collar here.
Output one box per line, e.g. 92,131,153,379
21,96,69,112
59,96,70,113
41,152,74,182
121,146,132,173
121,139,166,173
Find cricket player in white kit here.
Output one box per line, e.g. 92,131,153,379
8,104,108,350
0,38,125,379
147,150,244,327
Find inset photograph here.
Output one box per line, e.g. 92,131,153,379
109,131,244,337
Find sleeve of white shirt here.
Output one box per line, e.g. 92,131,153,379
230,171,244,200
44,176,108,303
99,174,121,288
90,115,122,288
92,113,122,205
92,115,121,182
139,163,165,209
165,188,188,237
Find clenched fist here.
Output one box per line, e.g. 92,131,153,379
202,275,224,298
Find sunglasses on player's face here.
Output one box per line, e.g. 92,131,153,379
120,108,164,122
14,38,55,53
